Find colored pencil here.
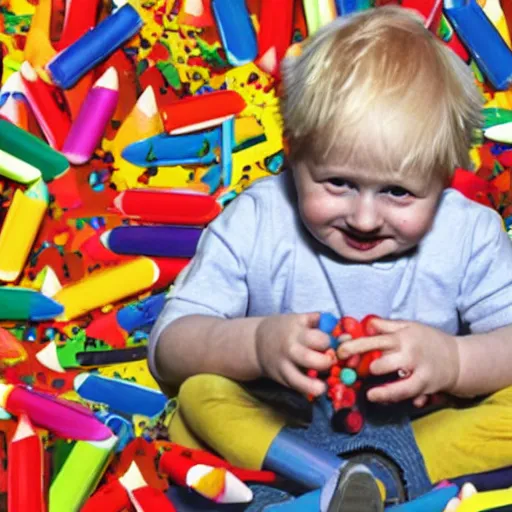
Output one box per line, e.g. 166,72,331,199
53,257,161,321
47,4,143,89
0,118,70,181
100,225,202,259
62,67,119,165
0,148,41,184
74,373,168,418
20,61,71,150
0,286,63,321
161,90,246,134
0,71,29,129
0,383,113,441
113,188,221,225
81,478,131,512
211,0,258,67
8,414,45,512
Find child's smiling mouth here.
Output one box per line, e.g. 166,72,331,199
340,230,386,251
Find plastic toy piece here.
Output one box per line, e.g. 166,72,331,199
211,0,258,67
47,4,143,89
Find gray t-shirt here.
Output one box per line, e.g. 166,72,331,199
149,171,512,381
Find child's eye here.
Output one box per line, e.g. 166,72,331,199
327,178,353,188
382,186,411,198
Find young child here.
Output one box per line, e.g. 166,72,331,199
149,6,512,511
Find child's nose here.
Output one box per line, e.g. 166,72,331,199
347,196,383,232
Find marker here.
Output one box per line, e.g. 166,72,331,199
0,118,70,182
121,129,222,167
444,0,512,91
0,148,41,184
256,0,294,76
160,90,246,134
74,373,168,418
112,189,222,225
100,226,202,259
121,462,177,511
53,257,161,321
20,61,71,150
106,85,164,190
0,179,48,282
62,67,119,165
0,286,63,321
47,4,143,89
49,435,118,512
0,383,113,441
8,414,45,512
211,0,258,67
0,71,29,129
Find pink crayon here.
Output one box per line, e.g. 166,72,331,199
0,382,113,441
62,67,119,165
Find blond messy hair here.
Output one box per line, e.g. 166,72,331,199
280,6,483,185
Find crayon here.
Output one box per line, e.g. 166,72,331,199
221,117,234,185
36,337,147,373
47,4,143,89
0,149,41,184
385,483,459,511
100,226,202,259
95,411,135,452
484,121,512,143
256,0,294,76
179,0,215,27
454,488,512,511
335,0,371,16
121,462,177,511
160,90,246,134
53,257,160,321
0,382,113,441
0,327,27,367
81,478,131,512
121,128,222,167
8,414,45,512
0,71,29,129
23,0,56,73
200,163,223,194
0,179,48,282
0,119,70,181
0,286,63,321
211,0,258,67
74,372,168,418
152,257,191,288
444,0,512,90
20,61,71,150
112,189,221,225
49,435,118,512
62,67,119,165
481,0,511,48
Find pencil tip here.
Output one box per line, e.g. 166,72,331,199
20,61,38,81
35,341,65,373
13,413,37,442
137,86,158,118
95,67,119,91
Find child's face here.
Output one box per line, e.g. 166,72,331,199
293,162,445,263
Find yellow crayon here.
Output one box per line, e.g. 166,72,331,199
456,487,512,511
0,149,41,184
54,257,160,321
481,0,511,48
106,86,164,190
0,180,48,282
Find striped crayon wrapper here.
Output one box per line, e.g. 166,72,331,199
161,90,246,134
49,435,118,512
0,180,48,282
211,0,258,67
257,0,294,76
8,414,45,512
62,67,119,165
53,257,160,321
113,188,221,225
0,119,69,182
20,61,71,150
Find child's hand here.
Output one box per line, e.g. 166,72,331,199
255,313,334,397
336,318,460,405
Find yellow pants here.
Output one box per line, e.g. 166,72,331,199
168,374,512,484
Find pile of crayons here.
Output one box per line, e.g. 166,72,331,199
1,0,512,510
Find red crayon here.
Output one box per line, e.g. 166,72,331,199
8,414,45,512
54,0,102,50
112,188,222,225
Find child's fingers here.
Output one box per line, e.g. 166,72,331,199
368,352,407,376
304,330,331,352
337,335,395,359
290,343,333,372
281,362,326,396
366,375,422,403
413,394,429,408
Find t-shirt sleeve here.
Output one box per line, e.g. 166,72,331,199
457,207,512,333
148,192,259,380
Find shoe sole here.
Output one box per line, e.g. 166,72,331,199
327,463,384,512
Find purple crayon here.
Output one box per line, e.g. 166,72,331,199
100,226,203,259
62,67,119,165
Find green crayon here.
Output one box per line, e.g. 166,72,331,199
0,287,64,321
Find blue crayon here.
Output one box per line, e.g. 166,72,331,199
116,292,166,333
47,4,143,89
0,286,64,321
101,225,202,258
201,164,223,194
335,0,371,15
121,129,222,167
74,373,168,418
211,0,258,67
385,484,459,511
444,0,512,91
221,118,234,186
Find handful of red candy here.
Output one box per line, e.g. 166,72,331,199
307,313,383,435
